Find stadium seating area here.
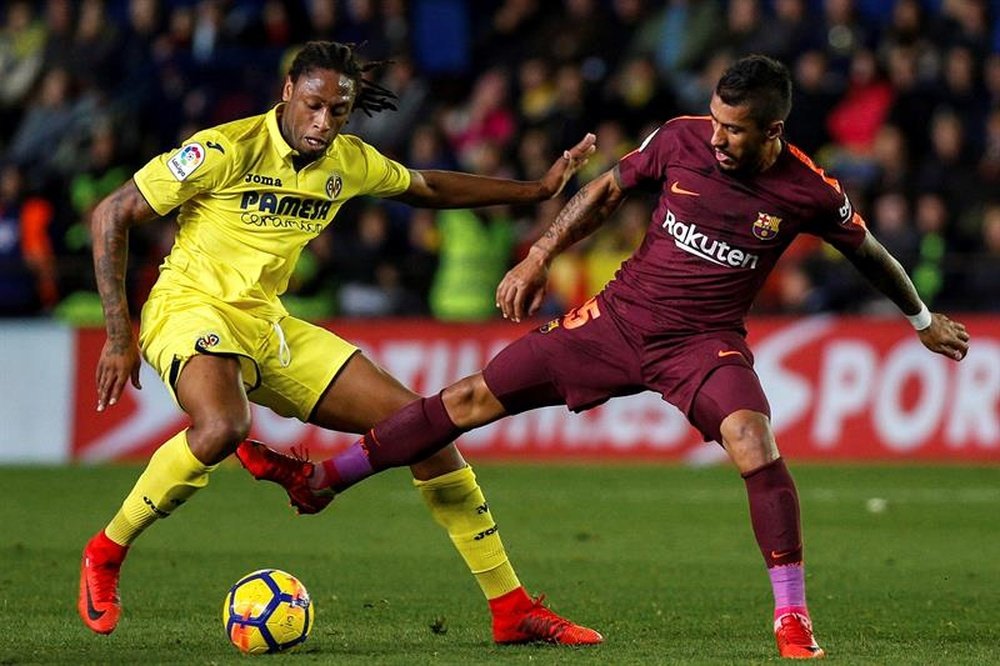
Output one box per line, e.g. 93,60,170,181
1,0,998,321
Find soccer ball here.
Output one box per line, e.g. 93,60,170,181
222,569,313,654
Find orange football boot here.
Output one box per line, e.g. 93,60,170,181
775,612,825,659
492,591,603,646
235,440,335,515
78,531,128,635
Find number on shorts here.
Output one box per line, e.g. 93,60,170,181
562,297,601,330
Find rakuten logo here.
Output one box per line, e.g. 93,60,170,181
661,209,759,269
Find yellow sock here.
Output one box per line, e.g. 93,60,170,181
414,465,521,600
104,430,217,546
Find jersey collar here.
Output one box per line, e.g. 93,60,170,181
266,104,297,160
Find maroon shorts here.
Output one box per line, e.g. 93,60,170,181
482,296,770,443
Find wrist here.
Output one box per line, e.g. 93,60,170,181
906,302,932,331
528,244,553,267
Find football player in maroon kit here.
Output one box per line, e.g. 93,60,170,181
238,55,970,659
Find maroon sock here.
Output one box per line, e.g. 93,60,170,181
317,394,462,493
366,393,462,469
742,458,803,568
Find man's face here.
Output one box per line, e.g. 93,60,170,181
280,68,356,160
708,93,779,174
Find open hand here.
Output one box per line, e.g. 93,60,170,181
496,248,549,322
539,133,597,199
96,338,142,411
918,313,970,361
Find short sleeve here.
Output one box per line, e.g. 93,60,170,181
617,123,671,190
133,129,233,216
810,188,868,253
349,136,412,198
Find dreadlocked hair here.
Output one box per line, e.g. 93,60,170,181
288,41,398,117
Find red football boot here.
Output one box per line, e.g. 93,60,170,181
491,588,603,646
78,530,128,635
235,440,335,515
775,612,826,659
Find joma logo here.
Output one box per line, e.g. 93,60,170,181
245,173,282,187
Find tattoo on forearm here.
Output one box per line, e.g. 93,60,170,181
850,235,922,313
539,181,620,254
93,183,153,348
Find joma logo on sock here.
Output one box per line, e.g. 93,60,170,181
143,496,170,518
474,524,499,540
475,502,489,515
143,496,184,518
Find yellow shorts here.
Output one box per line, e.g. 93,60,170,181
139,294,358,421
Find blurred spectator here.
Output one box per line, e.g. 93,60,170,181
442,68,516,170
786,50,841,154
0,0,997,320
826,49,893,156
7,67,97,185
0,164,57,316
819,0,873,73
333,203,422,317
960,203,1000,310
912,192,951,307
0,1,47,141
429,204,517,321
352,56,429,157
870,190,919,270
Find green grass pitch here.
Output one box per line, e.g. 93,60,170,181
1,463,997,664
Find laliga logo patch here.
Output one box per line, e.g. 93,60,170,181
752,212,782,241
325,172,343,200
195,332,221,350
167,143,205,181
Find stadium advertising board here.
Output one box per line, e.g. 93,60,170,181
49,316,996,464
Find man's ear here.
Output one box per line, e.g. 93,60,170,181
766,120,784,140
281,76,294,102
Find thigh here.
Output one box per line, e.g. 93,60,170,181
689,364,771,445
484,296,644,414
252,316,359,421
307,352,419,434
140,295,264,406
643,330,762,429
175,353,250,423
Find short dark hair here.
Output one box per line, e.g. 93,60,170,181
287,41,397,117
715,55,792,127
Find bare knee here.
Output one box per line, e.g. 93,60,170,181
188,411,251,464
720,410,778,474
441,373,506,429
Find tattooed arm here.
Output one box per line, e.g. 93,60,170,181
496,167,628,321
843,231,970,361
92,179,159,410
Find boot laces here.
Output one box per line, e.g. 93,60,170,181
778,613,814,646
518,595,572,640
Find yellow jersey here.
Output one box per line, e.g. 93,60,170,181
133,105,411,319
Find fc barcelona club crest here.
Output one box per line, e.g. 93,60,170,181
752,212,782,241
325,172,343,200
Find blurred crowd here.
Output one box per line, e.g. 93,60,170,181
1,0,999,323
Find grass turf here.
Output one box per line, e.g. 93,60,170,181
1,463,997,664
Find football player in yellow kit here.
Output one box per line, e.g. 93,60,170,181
79,41,600,646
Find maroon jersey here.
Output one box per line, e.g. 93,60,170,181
608,116,867,335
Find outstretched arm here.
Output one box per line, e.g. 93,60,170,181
92,179,159,410
393,133,596,208
843,231,970,360
496,167,628,321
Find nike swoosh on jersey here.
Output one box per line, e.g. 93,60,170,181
670,181,700,196
717,350,745,359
